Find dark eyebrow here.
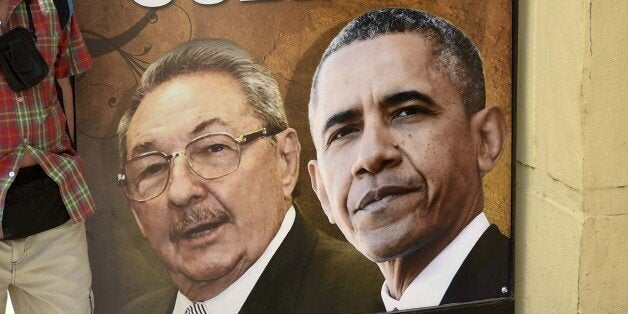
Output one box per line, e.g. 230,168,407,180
319,90,435,137
190,118,228,137
129,118,229,158
130,141,156,159
321,109,360,137
381,90,436,107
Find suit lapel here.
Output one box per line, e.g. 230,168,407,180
440,224,511,305
162,286,178,314
239,210,319,314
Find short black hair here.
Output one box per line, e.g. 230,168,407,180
310,8,485,120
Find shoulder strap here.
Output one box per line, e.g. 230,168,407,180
24,0,37,41
52,0,72,29
24,1,73,32
50,0,77,149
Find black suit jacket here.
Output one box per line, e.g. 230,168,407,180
440,224,511,305
392,225,512,314
122,211,385,314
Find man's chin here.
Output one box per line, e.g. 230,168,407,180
354,238,401,263
360,244,410,263
355,229,425,263
166,251,241,282
163,224,242,279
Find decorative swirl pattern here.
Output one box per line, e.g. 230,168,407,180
77,5,192,140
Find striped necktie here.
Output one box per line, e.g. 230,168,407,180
184,303,207,314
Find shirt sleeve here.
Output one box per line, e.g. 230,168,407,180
54,15,92,79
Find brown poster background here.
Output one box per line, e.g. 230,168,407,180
75,1,512,312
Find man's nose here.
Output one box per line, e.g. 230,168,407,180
350,124,402,176
166,155,205,208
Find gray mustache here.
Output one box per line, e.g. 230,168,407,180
170,206,230,239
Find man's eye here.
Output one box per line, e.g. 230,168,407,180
393,106,427,118
327,126,359,146
204,144,228,153
138,163,168,180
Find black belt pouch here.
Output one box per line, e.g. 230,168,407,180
0,27,49,92
2,165,70,240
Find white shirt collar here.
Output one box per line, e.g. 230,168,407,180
381,212,490,311
173,206,296,314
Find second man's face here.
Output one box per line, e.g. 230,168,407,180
309,33,483,262
125,73,291,288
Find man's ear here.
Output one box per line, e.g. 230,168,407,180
471,106,508,173
307,160,336,225
276,128,301,200
130,207,147,238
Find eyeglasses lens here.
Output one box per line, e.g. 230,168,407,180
123,134,241,201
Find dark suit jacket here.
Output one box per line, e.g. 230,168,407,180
392,225,512,314
439,224,511,305
122,211,385,314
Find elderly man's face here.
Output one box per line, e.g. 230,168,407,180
309,33,488,262
126,73,296,287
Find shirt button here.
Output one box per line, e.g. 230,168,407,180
16,96,24,103
8,171,15,177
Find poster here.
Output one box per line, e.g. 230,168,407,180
76,1,513,313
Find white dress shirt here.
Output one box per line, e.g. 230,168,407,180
173,206,296,314
381,212,490,311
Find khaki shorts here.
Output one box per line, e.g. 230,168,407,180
0,220,93,314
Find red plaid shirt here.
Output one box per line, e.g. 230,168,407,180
0,0,95,238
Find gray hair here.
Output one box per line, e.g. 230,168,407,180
309,8,485,122
118,39,288,163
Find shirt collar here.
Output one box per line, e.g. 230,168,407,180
381,212,490,311
173,206,296,314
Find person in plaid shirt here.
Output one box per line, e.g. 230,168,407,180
0,0,95,312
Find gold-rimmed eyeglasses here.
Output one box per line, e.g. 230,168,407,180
117,127,282,202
